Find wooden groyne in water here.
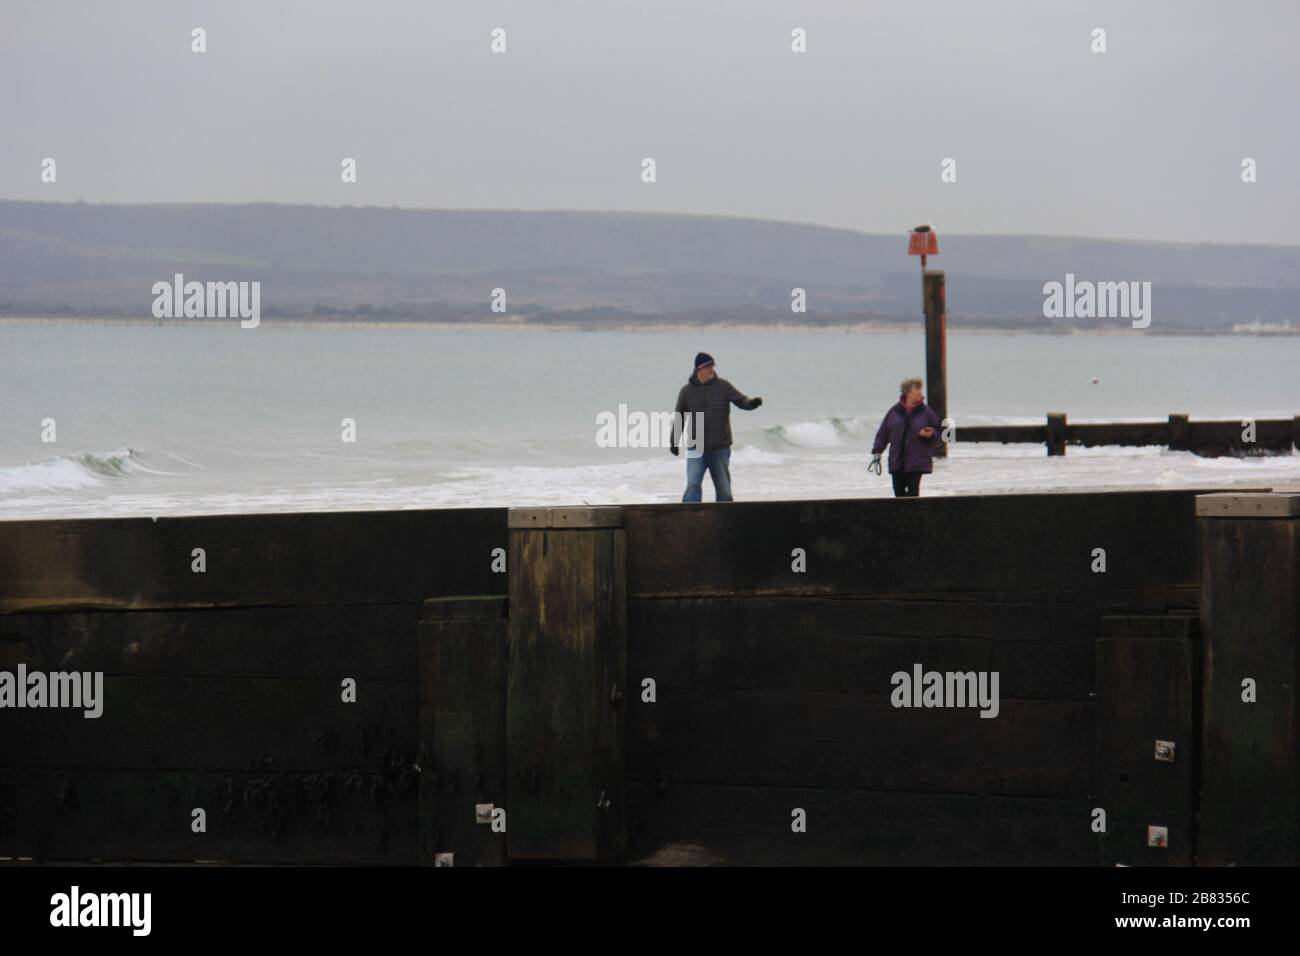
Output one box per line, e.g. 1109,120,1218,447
956,414,1300,457
1,489,1297,866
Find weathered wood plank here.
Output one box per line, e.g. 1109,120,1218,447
1095,617,1196,867
1187,418,1296,456
0,769,416,864
1198,511,1300,865
0,604,423,679
1071,421,1169,449
419,596,507,867
635,588,1196,606
627,782,1096,866
0,677,416,773
629,689,1092,797
630,598,1098,700
954,425,1048,445
632,594,1192,639
623,491,1204,598
0,508,507,612
508,527,626,860
954,420,1294,455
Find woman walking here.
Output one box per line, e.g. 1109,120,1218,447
869,377,942,497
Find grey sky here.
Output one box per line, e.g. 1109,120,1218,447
3,0,1297,244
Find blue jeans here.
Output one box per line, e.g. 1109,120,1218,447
682,447,733,502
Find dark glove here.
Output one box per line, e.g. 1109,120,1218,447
750,397,763,409
670,445,679,457
868,454,882,475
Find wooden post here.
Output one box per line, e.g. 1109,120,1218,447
923,270,948,458
1095,616,1197,867
1197,492,1300,865
507,506,627,860
1046,413,1067,456
418,595,508,866
1168,414,1190,452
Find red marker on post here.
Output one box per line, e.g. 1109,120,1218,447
908,224,947,457
908,223,939,272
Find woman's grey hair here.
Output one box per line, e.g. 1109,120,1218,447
899,376,923,397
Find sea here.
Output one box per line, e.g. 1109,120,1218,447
2,321,1298,519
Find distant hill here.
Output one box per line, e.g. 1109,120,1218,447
2,200,1298,329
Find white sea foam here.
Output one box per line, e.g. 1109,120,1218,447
0,448,164,494
730,446,785,465
768,418,851,448
3,438,1295,519
0,457,105,493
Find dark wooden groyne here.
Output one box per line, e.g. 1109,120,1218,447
0,509,506,864
2,489,1297,866
956,413,1300,457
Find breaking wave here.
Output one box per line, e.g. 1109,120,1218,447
0,448,172,494
765,416,876,449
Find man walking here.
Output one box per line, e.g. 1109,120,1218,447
869,376,942,497
671,352,763,502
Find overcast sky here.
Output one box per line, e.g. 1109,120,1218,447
3,0,1297,244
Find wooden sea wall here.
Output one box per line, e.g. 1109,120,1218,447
0,509,507,864
618,491,1205,865
3,489,1295,866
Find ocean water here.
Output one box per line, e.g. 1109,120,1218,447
1,322,1298,519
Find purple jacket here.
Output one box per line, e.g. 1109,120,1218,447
872,401,942,474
